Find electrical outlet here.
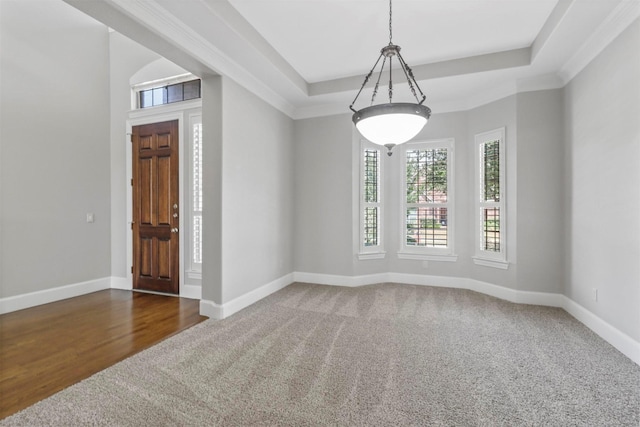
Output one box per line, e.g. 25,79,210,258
591,288,598,302
86,213,95,223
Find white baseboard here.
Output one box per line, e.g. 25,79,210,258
562,296,640,366
0,277,111,315
200,273,294,320
293,271,564,307
292,271,638,366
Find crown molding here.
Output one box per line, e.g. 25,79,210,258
108,0,297,117
559,0,640,84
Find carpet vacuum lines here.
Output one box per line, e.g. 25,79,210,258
2,282,639,426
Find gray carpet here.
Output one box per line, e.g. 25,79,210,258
2,283,639,426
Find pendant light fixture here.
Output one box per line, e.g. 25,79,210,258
350,0,431,154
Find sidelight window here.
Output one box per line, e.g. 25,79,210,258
474,128,507,268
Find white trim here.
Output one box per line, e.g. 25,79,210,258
131,73,196,93
109,0,297,118
200,273,293,319
293,271,559,306
359,141,384,256
400,138,456,256
474,127,507,262
127,105,200,297
0,277,111,315
291,271,638,366
357,252,386,260
559,0,640,84
562,296,640,366
397,252,458,262
180,284,202,300
472,257,509,270
128,99,202,120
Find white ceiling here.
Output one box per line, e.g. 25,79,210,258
228,0,559,83
65,0,640,118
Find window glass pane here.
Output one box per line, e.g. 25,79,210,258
364,207,378,246
483,140,500,202
363,149,379,203
406,148,447,204
152,87,166,106
193,123,203,212
193,215,202,264
406,207,447,247
483,207,500,252
192,122,203,265
140,90,153,108
167,83,183,104
183,80,201,100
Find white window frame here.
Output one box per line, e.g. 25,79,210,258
398,138,457,262
473,128,508,269
359,140,386,260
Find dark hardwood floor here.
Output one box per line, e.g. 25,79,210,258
0,289,207,419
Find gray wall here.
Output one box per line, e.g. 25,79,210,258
0,0,111,298
218,77,295,303
201,75,224,303
564,19,640,341
294,94,552,292
516,90,564,294
293,114,354,276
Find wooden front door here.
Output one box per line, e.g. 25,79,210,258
132,120,179,294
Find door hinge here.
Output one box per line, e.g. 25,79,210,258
131,179,133,186
131,222,133,230
131,266,133,273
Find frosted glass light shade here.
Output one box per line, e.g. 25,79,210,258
353,103,431,145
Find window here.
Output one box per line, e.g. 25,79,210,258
474,128,507,268
359,141,385,259
399,139,456,260
137,79,201,109
190,115,203,271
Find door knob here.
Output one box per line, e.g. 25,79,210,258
173,213,178,218
173,204,178,209
171,228,179,233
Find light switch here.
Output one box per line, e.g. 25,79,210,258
86,213,95,223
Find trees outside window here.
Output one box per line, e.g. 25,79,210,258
474,128,507,267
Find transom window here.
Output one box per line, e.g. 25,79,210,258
136,78,201,109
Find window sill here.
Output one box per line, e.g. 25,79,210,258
397,252,458,262
472,257,509,270
358,252,386,260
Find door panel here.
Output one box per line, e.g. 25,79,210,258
140,158,153,225
132,120,179,294
157,155,172,226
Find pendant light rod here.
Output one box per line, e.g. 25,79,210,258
349,0,431,147
349,0,427,113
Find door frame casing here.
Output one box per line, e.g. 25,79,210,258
125,100,202,298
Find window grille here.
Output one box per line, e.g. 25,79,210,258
192,121,203,265
482,139,500,252
405,146,449,248
363,148,381,247
475,128,506,263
